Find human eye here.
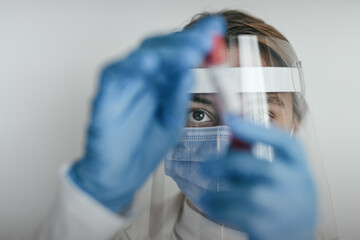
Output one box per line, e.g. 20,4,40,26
186,108,215,127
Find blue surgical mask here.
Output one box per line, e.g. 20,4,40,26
165,126,231,209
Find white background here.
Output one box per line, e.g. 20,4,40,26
1,0,359,239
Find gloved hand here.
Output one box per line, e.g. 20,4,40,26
200,114,318,240
68,16,226,213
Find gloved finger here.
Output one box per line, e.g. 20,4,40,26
141,15,225,51
140,16,226,72
203,174,274,204
96,48,160,98
200,187,269,230
186,14,226,36
224,114,306,164
201,149,275,184
92,48,168,124
85,86,158,161
219,151,305,185
204,183,317,240
90,75,149,126
141,35,205,72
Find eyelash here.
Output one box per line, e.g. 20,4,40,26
188,108,213,119
268,111,276,119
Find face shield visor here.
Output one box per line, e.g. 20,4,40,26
130,35,338,240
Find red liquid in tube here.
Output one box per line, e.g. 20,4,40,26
206,36,251,151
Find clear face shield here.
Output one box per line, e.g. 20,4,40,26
135,35,338,240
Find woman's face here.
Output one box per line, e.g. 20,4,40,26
188,43,299,132
186,92,297,132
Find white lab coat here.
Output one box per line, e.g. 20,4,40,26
113,193,247,240
33,164,130,240
33,163,247,240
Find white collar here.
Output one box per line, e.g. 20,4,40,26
172,199,248,240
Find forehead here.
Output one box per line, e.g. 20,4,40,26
224,37,295,68
191,92,292,107
267,93,292,108
226,47,267,67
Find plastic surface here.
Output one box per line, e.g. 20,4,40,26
199,114,318,240
154,35,338,239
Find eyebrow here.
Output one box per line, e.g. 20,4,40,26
191,95,214,106
191,94,286,108
267,95,286,108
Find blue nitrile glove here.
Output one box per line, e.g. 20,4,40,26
200,114,317,240
68,16,226,213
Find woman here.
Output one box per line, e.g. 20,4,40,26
35,9,335,240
